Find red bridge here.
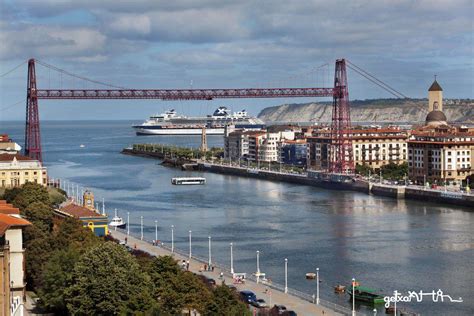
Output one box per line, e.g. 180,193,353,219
24,58,406,174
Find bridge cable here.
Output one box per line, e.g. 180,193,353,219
0,99,24,112
0,61,27,78
346,61,409,99
35,59,127,90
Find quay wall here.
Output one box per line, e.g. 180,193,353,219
370,184,405,199
122,148,473,209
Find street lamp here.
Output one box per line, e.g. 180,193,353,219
373,308,377,316
230,242,234,274
127,212,130,236
140,216,143,240
189,230,192,259
256,250,260,274
284,258,288,294
155,220,158,244
316,268,320,305
171,225,174,253
352,278,356,316
208,236,212,267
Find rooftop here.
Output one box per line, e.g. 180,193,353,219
60,203,105,218
0,213,31,236
428,80,443,92
0,153,33,162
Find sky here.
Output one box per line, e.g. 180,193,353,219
0,0,472,121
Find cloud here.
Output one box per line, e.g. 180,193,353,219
0,24,106,61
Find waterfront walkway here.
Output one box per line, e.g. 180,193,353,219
110,229,349,316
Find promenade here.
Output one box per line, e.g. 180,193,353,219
109,229,351,316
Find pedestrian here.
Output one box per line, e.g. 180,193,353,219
204,264,207,271
186,260,190,271
211,266,214,272
124,237,128,244
152,240,155,246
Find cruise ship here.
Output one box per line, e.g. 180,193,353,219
133,107,265,135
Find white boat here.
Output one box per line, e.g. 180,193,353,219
80,144,85,148
171,177,206,185
109,209,127,228
133,107,265,135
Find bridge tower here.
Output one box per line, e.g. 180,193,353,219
25,59,42,162
329,59,354,174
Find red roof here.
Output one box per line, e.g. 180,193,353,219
0,213,31,236
0,201,20,215
60,203,104,218
0,153,33,162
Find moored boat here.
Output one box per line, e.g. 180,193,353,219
347,285,385,304
109,209,127,229
171,177,206,185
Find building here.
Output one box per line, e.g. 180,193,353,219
0,154,47,188
408,79,474,184
247,131,267,162
307,127,408,171
0,135,21,155
224,130,252,160
56,191,108,237
280,139,307,166
0,201,31,316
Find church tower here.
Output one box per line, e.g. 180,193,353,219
83,189,95,210
428,77,443,112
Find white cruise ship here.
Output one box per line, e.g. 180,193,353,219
133,107,265,135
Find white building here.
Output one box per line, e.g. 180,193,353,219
0,154,47,188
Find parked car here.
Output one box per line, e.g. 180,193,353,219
239,290,257,304
250,298,268,308
270,304,287,315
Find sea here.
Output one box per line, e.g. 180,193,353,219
2,120,473,316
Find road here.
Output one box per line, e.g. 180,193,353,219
110,229,347,316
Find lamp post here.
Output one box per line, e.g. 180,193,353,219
127,212,130,236
230,242,234,274
140,216,143,240
256,250,260,283
373,308,377,316
208,236,212,267
189,230,192,259
284,258,288,294
316,268,320,305
171,225,174,253
352,278,356,316
155,220,158,244
393,290,397,316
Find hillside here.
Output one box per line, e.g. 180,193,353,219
257,99,474,123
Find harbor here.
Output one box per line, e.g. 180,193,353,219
3,120,472,315
122,146,474,208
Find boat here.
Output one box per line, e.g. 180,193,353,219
334,284,346,293
132,107,265,135
171,177,206,185
347,285,385,304
109,209,127,229
80,144,85,148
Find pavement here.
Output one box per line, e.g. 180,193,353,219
110,229,345,316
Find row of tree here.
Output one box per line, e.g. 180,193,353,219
356,162,409,181
2,183,250,315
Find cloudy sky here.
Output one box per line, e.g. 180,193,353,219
0,0,472,121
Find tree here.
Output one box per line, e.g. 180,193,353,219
53,217,99,252
355,163,372,176
23,201,54,233
65,242,154,315
380,162,408,180
11,182,50,211
204,285,251,316
37,248,81,314
24,231,54,289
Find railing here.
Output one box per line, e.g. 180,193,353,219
119,230,361,316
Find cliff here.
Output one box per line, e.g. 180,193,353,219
257,99,474,124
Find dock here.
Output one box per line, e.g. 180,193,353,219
109,229,353,316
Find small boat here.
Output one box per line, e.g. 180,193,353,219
109,209,127,229
334,284,346,293
305,273,316,280
347,285,385,304
171,177,206,185
80,144,85,148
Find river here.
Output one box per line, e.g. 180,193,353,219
2,120,473,315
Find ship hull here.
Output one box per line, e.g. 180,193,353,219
134,127,225,135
